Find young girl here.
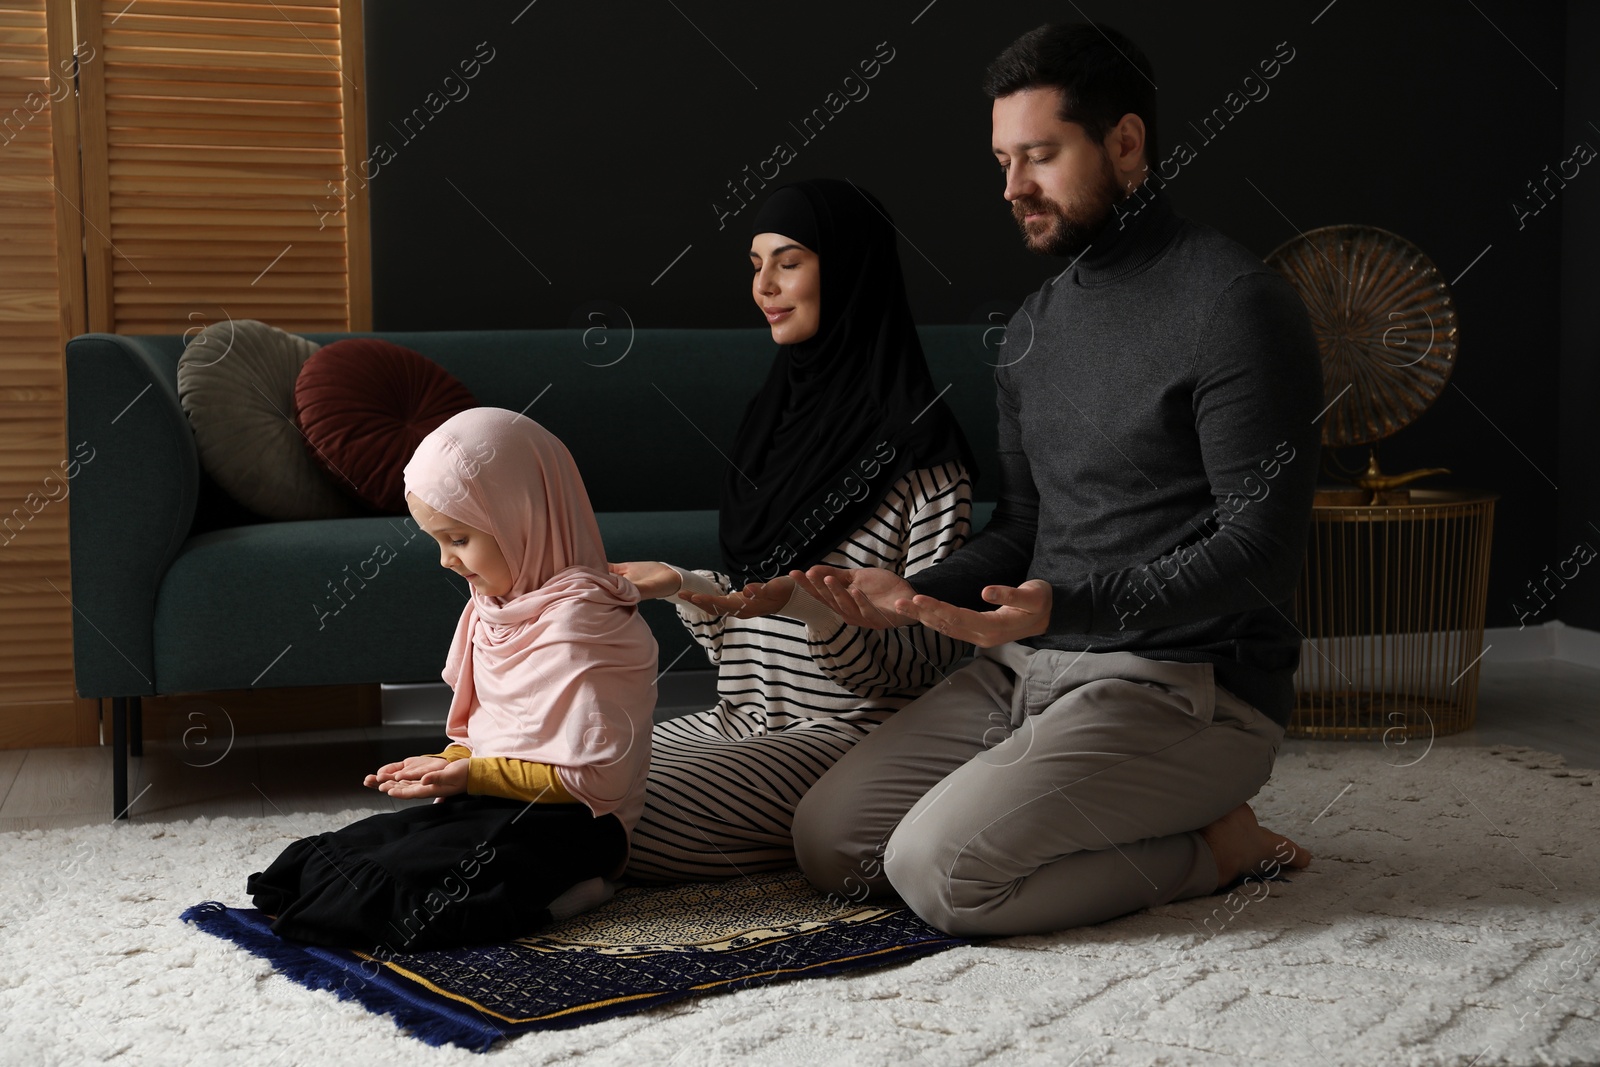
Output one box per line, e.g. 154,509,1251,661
247,408,658,951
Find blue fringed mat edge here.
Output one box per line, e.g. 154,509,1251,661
181,900,965,1052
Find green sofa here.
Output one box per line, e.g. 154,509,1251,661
65,327,1000,816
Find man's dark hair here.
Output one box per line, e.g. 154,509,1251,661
983,23,1158,170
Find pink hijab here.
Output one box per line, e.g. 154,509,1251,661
401,408,658,829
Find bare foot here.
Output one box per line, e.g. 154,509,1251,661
1199,803,1312,890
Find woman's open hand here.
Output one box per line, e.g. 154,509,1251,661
789,566,918,628
678,575,795,620
608,561,681,599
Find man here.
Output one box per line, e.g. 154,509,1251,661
784,22,1322,936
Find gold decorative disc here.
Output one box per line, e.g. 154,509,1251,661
1266,225,1458,448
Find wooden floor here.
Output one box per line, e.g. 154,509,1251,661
1,659,1596,833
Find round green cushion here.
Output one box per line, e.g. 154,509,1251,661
177,319,362,521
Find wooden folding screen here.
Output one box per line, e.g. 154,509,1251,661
75,0,370,333
0,0,368,749
0,0,94,745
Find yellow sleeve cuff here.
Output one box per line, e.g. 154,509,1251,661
466,757,579,804
420,744,473,762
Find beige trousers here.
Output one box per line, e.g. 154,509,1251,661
792,643,1286,936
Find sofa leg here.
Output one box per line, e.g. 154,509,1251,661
129,695,143,758
111,697,129,819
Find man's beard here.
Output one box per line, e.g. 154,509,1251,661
1011,151,1127,259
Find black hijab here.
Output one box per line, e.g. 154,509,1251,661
719,179,976,587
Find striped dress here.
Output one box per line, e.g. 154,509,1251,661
624,461,973,883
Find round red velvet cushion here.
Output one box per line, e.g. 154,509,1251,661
295,339,477,514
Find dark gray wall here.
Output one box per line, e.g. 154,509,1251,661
1557,0,1600,632
362,0,1586,633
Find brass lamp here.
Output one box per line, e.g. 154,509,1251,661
1266,226,1497,741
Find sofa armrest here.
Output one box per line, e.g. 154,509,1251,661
66,333,199,697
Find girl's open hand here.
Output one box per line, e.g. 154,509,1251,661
364,755,448,790
364,755,470,799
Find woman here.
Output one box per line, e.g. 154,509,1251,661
612,179,977,883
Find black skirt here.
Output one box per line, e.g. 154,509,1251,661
247,795,627,953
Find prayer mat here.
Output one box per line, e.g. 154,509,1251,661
182,869,965,1051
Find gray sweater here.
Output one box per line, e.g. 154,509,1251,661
910,186,1323,725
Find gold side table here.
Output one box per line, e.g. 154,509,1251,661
1290,488,1498,740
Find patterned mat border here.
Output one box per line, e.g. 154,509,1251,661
182,901,965,1051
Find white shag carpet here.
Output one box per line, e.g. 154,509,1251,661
2,743,1598,1067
